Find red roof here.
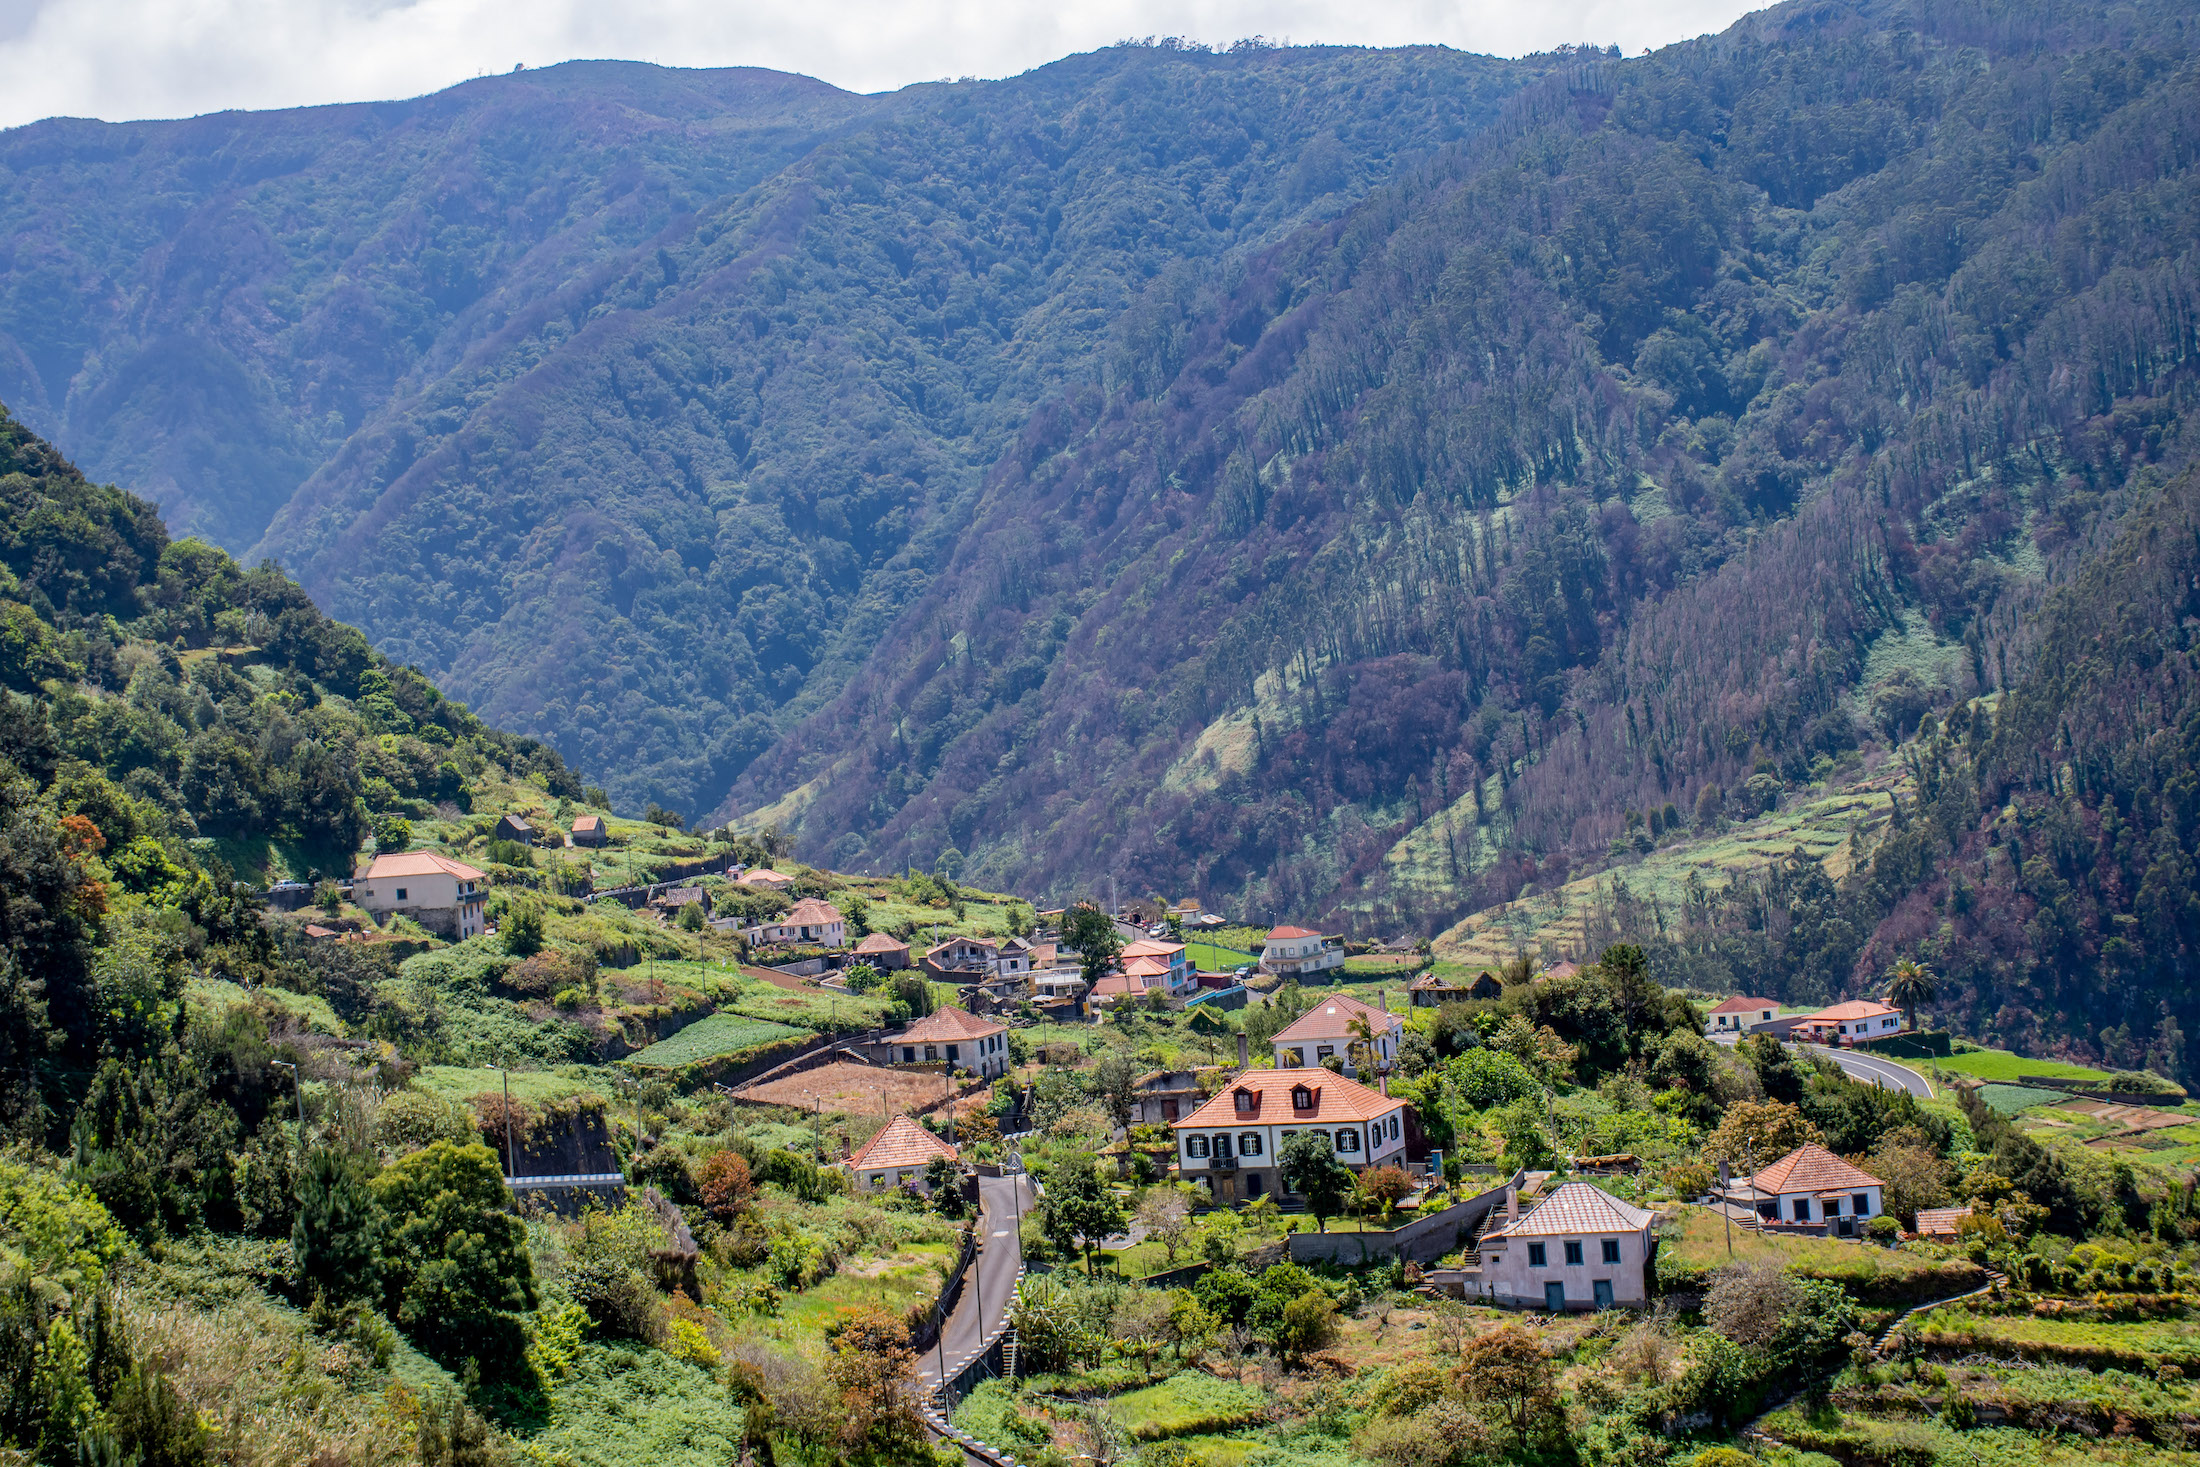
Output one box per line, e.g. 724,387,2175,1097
1266,925,1322,940
1172,1068,1402,1128
1489,1182,1655,1239
786,898,842,925
895,1005,1006,1044
855,932,910,954
1121,938,1185,959
1709,996,1781,1015
1803,1000,1900,1022
358,851,486,882
1738,1143,1883,1196
1913,1206,1970,1236
847,1116,958,1172
570,815,604,833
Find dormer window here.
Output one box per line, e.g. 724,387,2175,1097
1291,1085,1313,1110
1233,1090,1255,1113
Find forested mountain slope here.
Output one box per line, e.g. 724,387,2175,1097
728,0,2200,995
0,45,1542,814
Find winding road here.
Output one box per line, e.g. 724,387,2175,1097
917,1172,1030,1390
1799,1043,1934,1097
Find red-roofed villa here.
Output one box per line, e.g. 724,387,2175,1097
1171,1069,1408,1207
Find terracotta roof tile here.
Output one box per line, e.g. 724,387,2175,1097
1266,925,1322,940
1803,1000,1901,1022
855,932,910,953
358,852,486,882
895,1005,1006,1044
847,1115,958,1172
1739,1143,1883,1195
1121,938,1185,959
786,898,842,925
1489,1182,1655,1238
1273,992,1399,1045
1172,1068,1401,1128
1913,1206,1970,1236
1709,996,1781,1014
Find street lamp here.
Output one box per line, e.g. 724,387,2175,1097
493,1063,516,1178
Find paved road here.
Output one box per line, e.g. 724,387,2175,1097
917,1172,1030,1388
1800,1043,1933,1097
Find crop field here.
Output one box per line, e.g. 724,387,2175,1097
1108,1372,1268,1439
1979,1083,2073,1114
626,1015,804,1068
1186,941,1258,970
741,1060,960,1115
1908,1306,2200,1371
1933,1050,2113,1084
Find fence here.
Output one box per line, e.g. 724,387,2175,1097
912,1226,980,1355
1285,1168,1524,1266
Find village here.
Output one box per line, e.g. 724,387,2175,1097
252,794,2188,1467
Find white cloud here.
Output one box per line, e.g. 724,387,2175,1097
0,0,1755,130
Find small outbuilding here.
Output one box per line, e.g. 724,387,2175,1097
495,813,536,843
853,931,912,970
569,814,609,848
844,1116,959,1195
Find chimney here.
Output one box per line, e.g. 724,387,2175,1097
1380,1073,1390,1097
1378,988,1386,1013
1504,1184,1518,1222
1237,1031,1249,1071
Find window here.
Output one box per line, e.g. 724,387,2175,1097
1187,1135,1210,1158
1564,1241,1584,1266
394,888,408,901
1239,1133,1263,1156
1212,1133,1233,1158
903,1047,916,1063
1315,1045,1334,1060
1792,1198,1811,1222
1235,1091,1255,1113
1852,1193,1870,1216
1601,1239,1622,1264
1291,1086,1313,1109
924,1045,937,1062
1527,1242,1548,1268
1335,1128,1360,1153
947,1045,960,1062
1388,1115,1400,1140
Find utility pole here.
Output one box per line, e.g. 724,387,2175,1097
497,1063,516,1178
270,1061,304,1148
1719,1159,1733,1257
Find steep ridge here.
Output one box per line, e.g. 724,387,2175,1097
725,0,2200,962
0,45,1545,814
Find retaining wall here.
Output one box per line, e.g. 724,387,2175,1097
1285,1168,1524,1266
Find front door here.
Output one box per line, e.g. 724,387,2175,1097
1543,1282,1566,1313
1593,1280,1614,1310
1217,1175,1238,1205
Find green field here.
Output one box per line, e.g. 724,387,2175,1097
1909,1306,2200,1371
1187,941,1259,971
1657,1205,1984,1302
1934,1050,2112,1084
1978,1083,2073,1114
413,1065,607,1103
1109,1372,1268,1440
626,1015,804,1068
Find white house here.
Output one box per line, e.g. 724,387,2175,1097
1120,937,1196,996
1469,1182,1657,1311
844,1116,959,1195
1270,992,1402,1076
869,1004,1012,1079
1258,925,1344,978
745,897,846,948
1171,1069,1409,1208
354,852,487,940
1795,1000,1907,1046
1706,995,1780,1034
1719,1143,1885,1236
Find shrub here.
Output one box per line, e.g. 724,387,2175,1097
698,1151,754,1223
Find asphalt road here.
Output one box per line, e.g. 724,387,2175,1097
917,1171,1030,1389
1800,1043,1933,1097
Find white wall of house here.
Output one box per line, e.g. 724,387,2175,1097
1477,1227,1652,1309
1174,1108,1408,1199
1750,1184,1883,1226
355,871,484,939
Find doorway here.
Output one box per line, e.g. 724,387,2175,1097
1593,1280,1614,1309
1543,1282,1566,1313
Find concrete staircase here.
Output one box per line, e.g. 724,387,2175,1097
1876,1269,2006,1355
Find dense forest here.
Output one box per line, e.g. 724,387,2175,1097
719,0,2200,1068
0,43,1545,817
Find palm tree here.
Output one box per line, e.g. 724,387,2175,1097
1886,957,1938,1032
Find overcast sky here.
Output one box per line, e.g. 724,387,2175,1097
0,0,1759,130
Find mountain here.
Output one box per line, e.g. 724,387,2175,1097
0,44,1545,816
723,0,2200,947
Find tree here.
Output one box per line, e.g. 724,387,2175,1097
1278,1131,1353,1232
1702,1099,1821,1169
293,1146,378,1303
1456,1324,1562,1450
1865,1133,1950,1226
502,899,544,956
1356,1165,1413,1221
370,1141,537,1355
1136,1187,1194,1264
1886,957,1938,1032
1092,1052,1140,1130
697,1150,754,1224
1062,903,1123,990
1109,1289,1173,1366
825,1306,930,1467
1273,1289,1339,1366
1037,1153,1125,1274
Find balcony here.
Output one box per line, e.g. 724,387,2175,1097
1208,1153,1239,1172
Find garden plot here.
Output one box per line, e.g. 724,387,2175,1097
2056,1098,2189,1130
742,1060,961,1116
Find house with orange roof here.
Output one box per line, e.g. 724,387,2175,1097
1706,995,1782,1034
738,867,794,891
865,1004,1012,1079
1271,991,1403,1076
1258,925,1343,978
1120,936,1194,995
844,1115,960,1195
741,896,846,948
354,851,488,939
1717,1142,1884,1235
1170,1069,1409,1207
1794,999,1906,1046
1468,1181,1657,1311
568,814,609,848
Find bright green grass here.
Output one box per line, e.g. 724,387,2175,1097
1659,1205,1976,1287
1759,1403,2200,1467
185,975,343,1034
1109,1372,1267,1439
626,1015,803,1068
1187,941,1259,970
1979,1083,2074,1114
412,1064,607,1103
736,1244,955,1355
722,980,887,1032
1935,1051,2112,1084
524,1341,741,1467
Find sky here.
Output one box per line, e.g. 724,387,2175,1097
0,0,1759,131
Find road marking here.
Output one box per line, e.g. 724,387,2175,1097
991,1229,1011,1237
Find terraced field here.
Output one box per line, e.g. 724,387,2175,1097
626,1014,804,1068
